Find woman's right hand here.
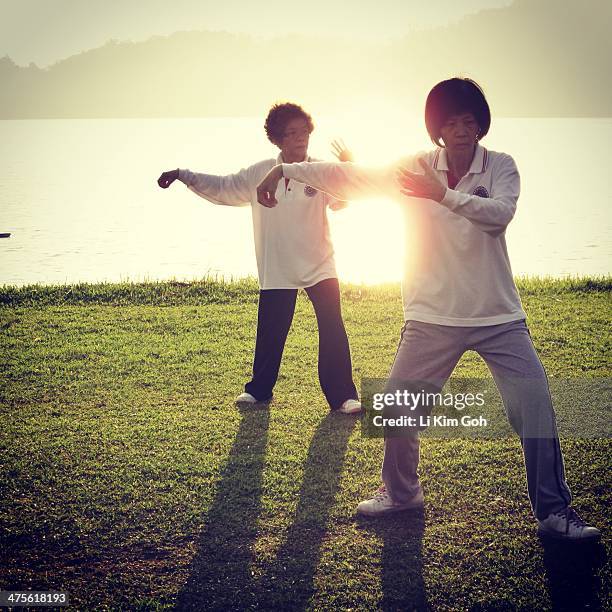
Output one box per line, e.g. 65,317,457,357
157,169,179,189
257,165,284,207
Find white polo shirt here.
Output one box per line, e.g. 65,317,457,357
178,154,345,290
282,145,527,326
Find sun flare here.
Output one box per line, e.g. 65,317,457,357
316,105,431,286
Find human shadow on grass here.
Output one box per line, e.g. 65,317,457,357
175,404,270,611
539,536,607,611
357,508,429,612
255,411,358,610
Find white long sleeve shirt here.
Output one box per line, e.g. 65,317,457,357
282,145,527,326
178,154,345,289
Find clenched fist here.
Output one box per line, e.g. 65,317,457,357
158,169,179,189
257,165,284,207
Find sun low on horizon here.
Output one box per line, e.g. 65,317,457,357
312,105,431,285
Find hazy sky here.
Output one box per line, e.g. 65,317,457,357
1,0,512,67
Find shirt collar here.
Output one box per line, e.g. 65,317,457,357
432,144,488,175
277,153,311,164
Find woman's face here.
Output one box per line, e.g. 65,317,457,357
278,117,310,161
439,112,480,151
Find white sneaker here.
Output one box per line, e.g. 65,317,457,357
235,392,258,405
338,399,362,414
356,485,424,517
537,507,601,541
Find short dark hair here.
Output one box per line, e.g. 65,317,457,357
425,78,491,147
264,102,314,145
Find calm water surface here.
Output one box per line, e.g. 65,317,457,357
0,117,610,287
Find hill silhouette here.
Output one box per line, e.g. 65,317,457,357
0,0,609,118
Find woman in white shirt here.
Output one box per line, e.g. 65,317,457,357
158,103,361,414
256,80,600,540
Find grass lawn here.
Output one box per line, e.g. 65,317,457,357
1,277,610,611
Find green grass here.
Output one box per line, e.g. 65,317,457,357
0,277,610,610
1,275,610,307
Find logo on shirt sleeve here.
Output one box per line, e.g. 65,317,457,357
304,185,318,197
472,186,489,198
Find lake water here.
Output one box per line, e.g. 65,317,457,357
0,117,610,287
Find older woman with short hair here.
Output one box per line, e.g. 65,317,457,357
256,78,600,540
158,102,361,414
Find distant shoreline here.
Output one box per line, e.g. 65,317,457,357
1,116,611,121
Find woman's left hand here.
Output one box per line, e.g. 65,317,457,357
331,138,354,162
396,157,446,203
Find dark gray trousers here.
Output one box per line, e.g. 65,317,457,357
382,319,572,520
245,277,358,410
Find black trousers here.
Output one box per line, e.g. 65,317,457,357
244,277,358,410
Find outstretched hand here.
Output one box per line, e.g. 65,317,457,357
396,158,446,202
331,138,354,162
257,165,284,207
157,169,179,189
